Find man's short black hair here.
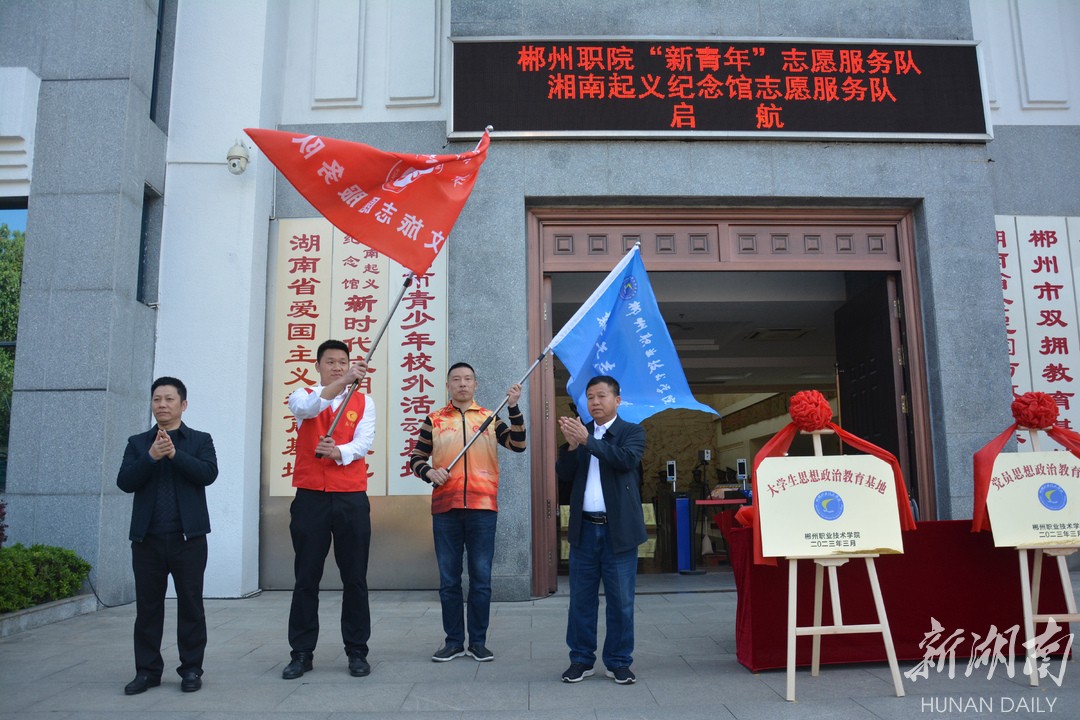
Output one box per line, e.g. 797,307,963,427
317,339,350,363
447,362,476,379
151,376,187,402
586,375,620,396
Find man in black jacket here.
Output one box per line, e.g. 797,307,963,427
556,375,647,685
116,377,218,696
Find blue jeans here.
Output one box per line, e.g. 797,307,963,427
566,521,638,669
432,509,497,647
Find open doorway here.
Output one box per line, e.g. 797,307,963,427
549,269,915,575
527,208,932,595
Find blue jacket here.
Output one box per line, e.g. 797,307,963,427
116,423,218,541
557,416,647,555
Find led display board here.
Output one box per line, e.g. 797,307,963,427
451,38,990,141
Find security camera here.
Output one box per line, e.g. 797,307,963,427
227,142,249,175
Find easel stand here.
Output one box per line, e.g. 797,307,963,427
1016,428,1080,687
784,430,905,702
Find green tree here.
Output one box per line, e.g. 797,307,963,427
0,222,22,336
0,222,24,491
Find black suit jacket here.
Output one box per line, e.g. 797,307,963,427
557,416,647,555
116,422,219,541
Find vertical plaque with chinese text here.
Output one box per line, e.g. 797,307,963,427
1008,216,1080,441
262,219,448,497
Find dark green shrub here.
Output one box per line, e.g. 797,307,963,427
0,544,92,614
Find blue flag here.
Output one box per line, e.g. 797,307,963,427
549,245,718,424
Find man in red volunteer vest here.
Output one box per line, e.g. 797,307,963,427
281,340,376,680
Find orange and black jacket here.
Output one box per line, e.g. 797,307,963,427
410,401,525,514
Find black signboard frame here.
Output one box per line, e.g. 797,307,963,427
449,36,992,142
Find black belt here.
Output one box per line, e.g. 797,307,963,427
582,511,607,525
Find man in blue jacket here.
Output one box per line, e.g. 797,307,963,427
117,377,218,696
556,375,647,685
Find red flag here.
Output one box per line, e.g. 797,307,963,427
245,128,489,276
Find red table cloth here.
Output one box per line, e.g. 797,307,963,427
729,520,1070,671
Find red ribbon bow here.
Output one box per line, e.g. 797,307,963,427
971,392,1080,532
735,390,916,565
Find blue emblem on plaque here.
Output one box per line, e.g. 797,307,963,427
1038,482,1068,511
814,491,844,521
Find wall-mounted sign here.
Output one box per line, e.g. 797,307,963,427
262,218,447,497
451,37,990,141
996,216,1080,447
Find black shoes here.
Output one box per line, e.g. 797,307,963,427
281,652,313,680
123,674,161,695
561,662,594,683
431,644,466,662
606,667,637,684
348,651,370,677
124,672,203,694
432,643,493,662
561,664,635,683
282,651,370,678
466,644,494,662
180,671,202,692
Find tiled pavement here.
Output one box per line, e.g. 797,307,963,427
1,570,1075,719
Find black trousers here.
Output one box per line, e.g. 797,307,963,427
288,489,371,658
131,532,208,678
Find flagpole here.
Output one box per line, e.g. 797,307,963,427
834,361,844,455
445,350,548,471
316,272,415,456
444,240,641,470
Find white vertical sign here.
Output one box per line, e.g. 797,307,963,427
263,218,334,496
386,253,448,495
330,227,391,495
1015,216,1080,437
997,216,1033,449
262,219,447,497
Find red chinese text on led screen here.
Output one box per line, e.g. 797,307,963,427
515,43,918,130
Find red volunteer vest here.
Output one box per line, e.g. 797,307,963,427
294,390,369,492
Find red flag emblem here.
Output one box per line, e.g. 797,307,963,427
245,128,489,276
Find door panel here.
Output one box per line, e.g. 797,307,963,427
531,275,558,596
834,275,913,494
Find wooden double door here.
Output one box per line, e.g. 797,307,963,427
526,208,932,597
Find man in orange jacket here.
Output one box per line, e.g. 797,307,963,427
410,362,526,663
281,339,376,680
